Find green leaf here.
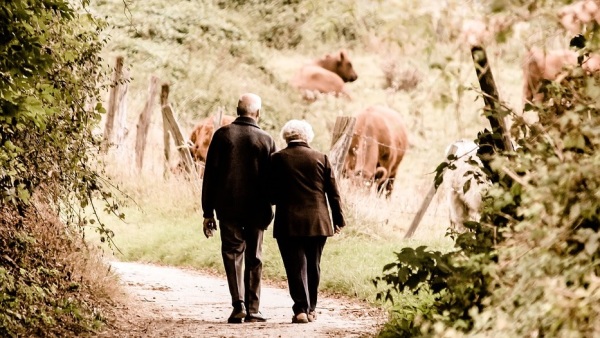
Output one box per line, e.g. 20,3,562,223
16,186,30,205
462,179,471,194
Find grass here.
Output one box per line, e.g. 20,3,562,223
87,169,454,303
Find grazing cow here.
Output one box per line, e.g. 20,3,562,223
291,49,358,100
189,114,236,163
523,47,600,104
443,139,490,231
343,105,408,198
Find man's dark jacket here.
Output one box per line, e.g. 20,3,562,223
202,116,276,229
269,141,346,238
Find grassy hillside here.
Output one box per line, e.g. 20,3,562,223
86,0,572,307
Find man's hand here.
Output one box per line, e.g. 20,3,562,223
203,218,217,238
334,225,341,235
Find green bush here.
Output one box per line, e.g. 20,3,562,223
0,1,119,336
373,2,600,336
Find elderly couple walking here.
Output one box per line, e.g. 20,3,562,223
201,93,346,324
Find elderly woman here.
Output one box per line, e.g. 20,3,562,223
269,119,346,324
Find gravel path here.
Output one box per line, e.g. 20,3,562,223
99,261,386,337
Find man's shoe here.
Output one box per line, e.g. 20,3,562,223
245,312,267,323
227,303,247,324
307,311,317,322
292,312,309,324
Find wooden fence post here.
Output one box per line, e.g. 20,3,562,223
329,116,356,178
213,106,224,131
470,46,513,152
135,75,159,172
159,83,196,179
404,145,460,239
405,46,511,239
160,84,172,176
404,185,438,239
114,69,129,152
102,56,127,153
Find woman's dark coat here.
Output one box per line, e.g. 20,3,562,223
269,141,346,238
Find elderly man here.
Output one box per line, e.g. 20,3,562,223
269,120,346,324
202,93,277,323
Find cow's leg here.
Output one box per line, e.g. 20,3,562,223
374,167,388,197
384,177,395,199
375,179,386,197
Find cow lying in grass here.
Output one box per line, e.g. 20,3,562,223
291,49,358,101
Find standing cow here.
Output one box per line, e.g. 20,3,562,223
291,49,358,101
343,105,408,198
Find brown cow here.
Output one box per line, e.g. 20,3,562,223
522,47,600,104
291,49,358,100
172,114,236,177
343,105,408,198
559,0,600,34
189,114,236,163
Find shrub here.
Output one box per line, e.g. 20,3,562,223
381,58,422,92
0,202,118,337
373,2,600,336
0,1,120,335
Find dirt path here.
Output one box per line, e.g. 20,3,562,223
100,261,386,337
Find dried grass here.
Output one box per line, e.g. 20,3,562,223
0,194,123,336
381,58,422,92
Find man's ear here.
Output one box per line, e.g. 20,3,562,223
256,109,261,121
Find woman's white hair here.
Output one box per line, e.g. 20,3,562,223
280,119,315,144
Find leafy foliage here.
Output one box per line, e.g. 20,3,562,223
215,0,380,50
374,1,600,336
0,0,119,336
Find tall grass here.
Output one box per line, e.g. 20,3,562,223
86,0,568,305
87,167,454,302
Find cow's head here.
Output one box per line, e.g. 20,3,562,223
343,136,388,192
319,50,358,83
189,123,215,163
188,114,235,163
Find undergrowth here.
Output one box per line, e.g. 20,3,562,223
0,202,118,337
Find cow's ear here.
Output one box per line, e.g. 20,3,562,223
340,50,345,61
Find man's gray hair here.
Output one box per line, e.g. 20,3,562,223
237,93,261,115
281,119,315,144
